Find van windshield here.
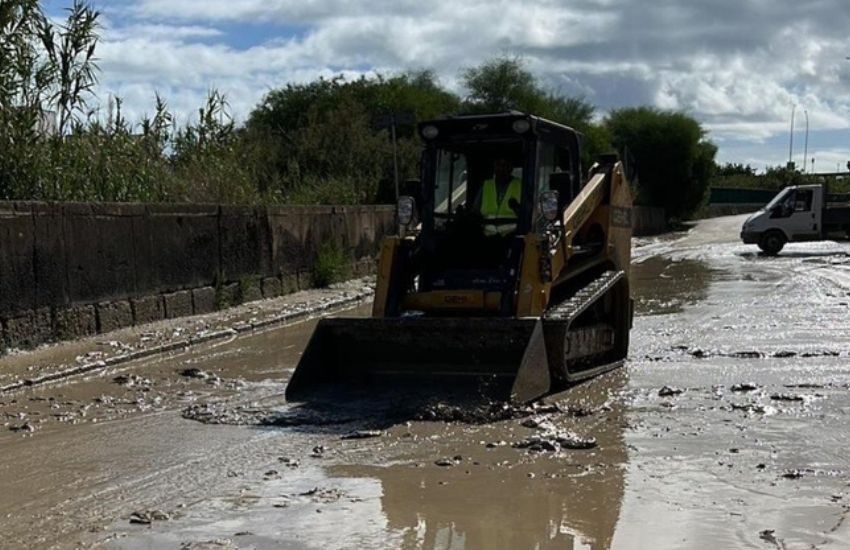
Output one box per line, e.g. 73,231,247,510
764,188,791,211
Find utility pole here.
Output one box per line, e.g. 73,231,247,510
788,104,796,168
802,110,809,174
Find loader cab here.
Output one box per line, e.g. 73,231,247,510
412,113,582,315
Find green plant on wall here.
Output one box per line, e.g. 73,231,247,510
312,240,350,288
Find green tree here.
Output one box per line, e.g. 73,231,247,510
246,71,461,203
461,57,550,114
606,107,717,218
460,57,609,168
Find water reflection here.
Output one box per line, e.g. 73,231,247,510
333,372,629,550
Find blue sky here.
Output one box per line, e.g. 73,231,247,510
43,0,850,172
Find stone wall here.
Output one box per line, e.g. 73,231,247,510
0,202,395,349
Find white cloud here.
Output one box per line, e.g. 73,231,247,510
76,0,850,165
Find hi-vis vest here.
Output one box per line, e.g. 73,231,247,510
481,177,521,235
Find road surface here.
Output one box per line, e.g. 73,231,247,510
2,215,850,549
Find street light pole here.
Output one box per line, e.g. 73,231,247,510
788,104,796,167
803,109,809,174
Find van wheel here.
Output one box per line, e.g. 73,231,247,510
758,231,785,255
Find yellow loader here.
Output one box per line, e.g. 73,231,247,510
286,112,633,404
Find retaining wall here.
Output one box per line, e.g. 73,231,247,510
0,201,668,349
0,202,395,349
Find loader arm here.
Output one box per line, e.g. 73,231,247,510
516,160,629,317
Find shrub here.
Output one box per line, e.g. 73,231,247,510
312,240,351,287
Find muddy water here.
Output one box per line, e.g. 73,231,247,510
3,215,850,549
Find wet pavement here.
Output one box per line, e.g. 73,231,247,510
3,215,850,549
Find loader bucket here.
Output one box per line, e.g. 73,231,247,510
284,317,552,404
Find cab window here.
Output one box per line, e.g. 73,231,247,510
794,189,813,212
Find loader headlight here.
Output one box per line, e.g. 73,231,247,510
512,119,531,134
421,125,439,140
397,196,416,226
540,190,560,222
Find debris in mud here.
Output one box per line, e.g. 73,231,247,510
784,383,825,389
298,487,346,503
781,469,813,480
759,530,779,544
261,409,355,427
730,383,759,392
178,367,224,386
658,386,684,397
129,509,170,524
563,404,597,417
278,457,300,468
340,429,383,440
485,440,507,448
182,403,266,425
772,351,797,358
180,539,237,550
688,347,709,358
730,402,775,415
801,350,840,358
9,421,35,433
521,415,556,430
180,368,210,379
415,401,520,423
76,351,105,364
513,431,597,452
311,445,326,458
770,393,804,402
731,351,763,359
415,399,583,425
435,456,463,467
513,436,558,452
113,374,151,389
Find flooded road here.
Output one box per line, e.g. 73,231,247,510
3,215,850,549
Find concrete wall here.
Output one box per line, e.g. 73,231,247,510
0,202,395,349
632,206,667,236
0,200,669,349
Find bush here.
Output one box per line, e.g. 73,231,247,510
312,240,351,287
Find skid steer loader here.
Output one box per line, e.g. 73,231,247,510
285,112,633,404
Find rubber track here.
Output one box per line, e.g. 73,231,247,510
543,270,625,322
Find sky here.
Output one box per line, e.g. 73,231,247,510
43,0,850,172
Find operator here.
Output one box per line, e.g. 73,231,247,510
473,158,522,236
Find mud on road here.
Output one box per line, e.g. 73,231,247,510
3,215,850,549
